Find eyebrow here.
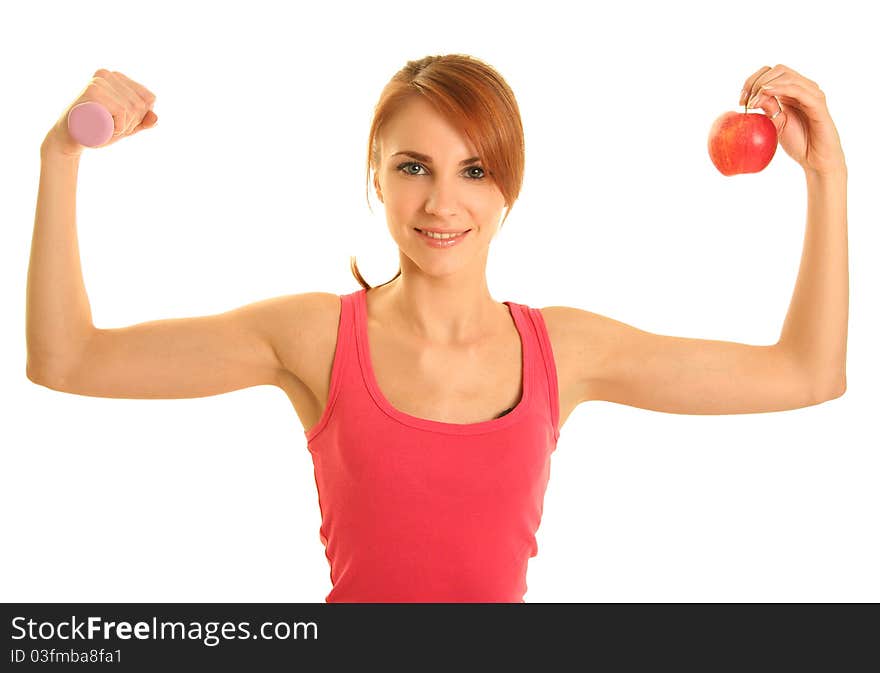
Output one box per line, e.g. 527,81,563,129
391,150,481,166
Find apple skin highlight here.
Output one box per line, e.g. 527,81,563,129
708,110,778,176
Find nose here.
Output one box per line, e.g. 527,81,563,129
423,177,460,218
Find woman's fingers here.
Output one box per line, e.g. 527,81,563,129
741,66,829,128
91,69,156,137
112,71,157,106
109,78,146,134
740,64,821,108
740,66,772,105
749,78,820,115
112,71,157,133
132,109,159,134
90,74,130,137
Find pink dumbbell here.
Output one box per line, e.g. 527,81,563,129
67,101,114,147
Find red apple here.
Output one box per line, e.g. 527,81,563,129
708,110,778,176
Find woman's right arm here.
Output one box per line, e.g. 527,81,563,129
27,144,326,399
27,71,317,399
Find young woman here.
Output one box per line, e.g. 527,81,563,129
27,55,848,603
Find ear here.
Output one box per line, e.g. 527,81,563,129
373,174,383,203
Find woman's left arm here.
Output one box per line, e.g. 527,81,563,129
743,64,848,396
553,64,847,415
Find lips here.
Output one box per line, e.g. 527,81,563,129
414,228,472,234
414,227,472,247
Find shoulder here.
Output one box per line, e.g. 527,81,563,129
537,305,599,364
537,305,621,402
269,292,341,336
267,291,342,386
537,305,594,346
538,304,637,353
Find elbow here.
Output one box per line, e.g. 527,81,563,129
814,372,846,403
26,359,46,386
26,363,52,389
828,377,847,400
27,333,94,391
26,358,69,391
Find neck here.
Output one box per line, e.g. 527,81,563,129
374,267,500,346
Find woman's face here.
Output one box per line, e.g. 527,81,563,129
374,97,507,274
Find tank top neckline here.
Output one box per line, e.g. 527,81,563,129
353,287,533,435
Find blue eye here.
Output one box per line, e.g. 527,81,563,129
396,161,486,180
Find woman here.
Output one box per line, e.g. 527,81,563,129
27,55,848,602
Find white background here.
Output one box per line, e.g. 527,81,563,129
2,0,876,602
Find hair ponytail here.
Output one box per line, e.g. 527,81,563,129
349,256,401,290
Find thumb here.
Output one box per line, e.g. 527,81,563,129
133,109,158,134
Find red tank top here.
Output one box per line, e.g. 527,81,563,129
304,288,561,602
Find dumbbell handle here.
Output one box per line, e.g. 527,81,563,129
67,101,114,147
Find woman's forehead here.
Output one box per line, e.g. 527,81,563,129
380,101,477,160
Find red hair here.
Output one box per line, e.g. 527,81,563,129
350,54,525,290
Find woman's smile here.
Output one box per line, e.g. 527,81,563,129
414,227,472,248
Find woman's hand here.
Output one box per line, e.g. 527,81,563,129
740,64,846,178
42,69,158,158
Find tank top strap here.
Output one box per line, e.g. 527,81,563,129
303,290,359,444
307,289,560,443
518,304,561,442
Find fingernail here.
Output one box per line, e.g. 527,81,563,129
748,95,761,109
741,89,747,103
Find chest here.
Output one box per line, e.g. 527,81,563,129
366,317,525,425
282,302,581,438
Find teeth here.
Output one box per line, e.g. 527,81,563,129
421,230,466,239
